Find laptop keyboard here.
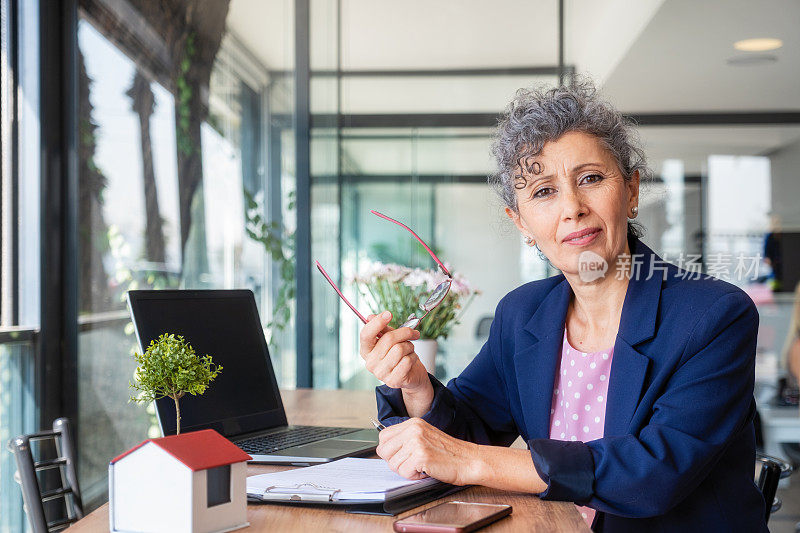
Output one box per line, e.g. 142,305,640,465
236,426,361,455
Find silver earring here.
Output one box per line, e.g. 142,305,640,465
524,236,535,246
630,206,639,218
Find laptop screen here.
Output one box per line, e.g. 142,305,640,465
127,290,287,437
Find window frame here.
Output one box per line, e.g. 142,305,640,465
0,0,16,327
38,0,80,429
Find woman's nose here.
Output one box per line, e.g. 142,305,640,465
560,187,588,220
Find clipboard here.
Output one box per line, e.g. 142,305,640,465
247,483,467,516
246,457,467,515
346,483,467,515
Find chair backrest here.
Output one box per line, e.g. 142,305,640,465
474,315,493,339
7,418,83,533
756,452,793,524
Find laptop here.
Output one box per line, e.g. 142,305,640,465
127,289,379,465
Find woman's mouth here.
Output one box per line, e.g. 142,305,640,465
563,228,601,246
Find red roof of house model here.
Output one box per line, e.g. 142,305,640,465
111,429,251,471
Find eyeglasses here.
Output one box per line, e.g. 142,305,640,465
315,210,452,330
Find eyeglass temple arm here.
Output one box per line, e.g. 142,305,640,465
314,261,368,324
370,210,452,277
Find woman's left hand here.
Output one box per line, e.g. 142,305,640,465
375,418,480,485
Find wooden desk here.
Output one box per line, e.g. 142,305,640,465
68,389,589,532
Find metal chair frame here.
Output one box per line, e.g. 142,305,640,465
756,451,793,524
7,418,84,532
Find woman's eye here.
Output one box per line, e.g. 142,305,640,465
532,187,555,199
581,173,603,184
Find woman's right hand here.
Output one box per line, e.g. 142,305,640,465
360,311,434,402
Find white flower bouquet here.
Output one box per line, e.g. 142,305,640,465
349,261,480,340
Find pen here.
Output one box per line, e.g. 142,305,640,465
369,417,386,431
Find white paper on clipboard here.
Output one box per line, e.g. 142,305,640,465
246,458,441,502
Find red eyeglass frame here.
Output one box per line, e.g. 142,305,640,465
315,210,452,328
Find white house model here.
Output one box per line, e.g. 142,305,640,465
109,429,252,533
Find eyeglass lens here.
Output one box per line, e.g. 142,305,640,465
398,279,452,329
423,281,451,310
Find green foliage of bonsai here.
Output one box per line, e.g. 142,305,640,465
130,333,222,434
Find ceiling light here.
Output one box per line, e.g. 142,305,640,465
734,38,783,52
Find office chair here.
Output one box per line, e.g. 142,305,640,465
755,452,793,525
7,417,84,532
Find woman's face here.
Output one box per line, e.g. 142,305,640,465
506,131,639,279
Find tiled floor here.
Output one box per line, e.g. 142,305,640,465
770,480,800,532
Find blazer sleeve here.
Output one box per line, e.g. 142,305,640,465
527,290,759,517
375,298,519,447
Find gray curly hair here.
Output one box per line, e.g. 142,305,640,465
489,78,649,238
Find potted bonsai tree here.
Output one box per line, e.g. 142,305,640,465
130,333,222,434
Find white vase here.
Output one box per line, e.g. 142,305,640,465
411,339,438,375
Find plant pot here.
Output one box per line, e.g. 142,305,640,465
411,339,438,375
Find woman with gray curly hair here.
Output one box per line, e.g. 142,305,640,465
358,80,765,531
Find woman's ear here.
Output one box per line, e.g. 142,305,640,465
628,170,641,205
505,206,527,235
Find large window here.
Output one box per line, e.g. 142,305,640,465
75,0,295,506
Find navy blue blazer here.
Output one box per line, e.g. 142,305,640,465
377,236,767,532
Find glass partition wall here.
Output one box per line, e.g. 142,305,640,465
309,0,800,390
308,0,564,389
309,9,553,389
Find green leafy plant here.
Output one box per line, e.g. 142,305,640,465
130,333,222,434
244,188,295,347
175,32,196,157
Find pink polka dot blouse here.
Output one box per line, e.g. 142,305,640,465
548,326,614,527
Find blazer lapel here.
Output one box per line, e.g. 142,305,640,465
604,237,663,436
603,339,650,436
514,276,571,440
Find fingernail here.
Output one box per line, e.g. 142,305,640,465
382,311,391,319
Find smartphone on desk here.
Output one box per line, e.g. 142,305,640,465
393,501,512,533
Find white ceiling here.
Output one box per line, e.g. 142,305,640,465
565,0,665,85
600,0,800,112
